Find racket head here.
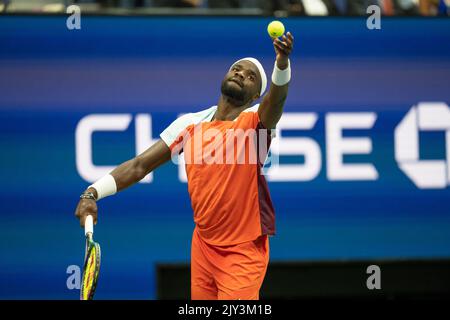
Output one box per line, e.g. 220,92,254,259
80,239,101,300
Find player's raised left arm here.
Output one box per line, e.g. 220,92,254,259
258,32,294,129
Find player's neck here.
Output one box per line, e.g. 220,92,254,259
215,95,251,121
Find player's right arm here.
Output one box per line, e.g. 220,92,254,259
108,139,171,192
75,140,172,227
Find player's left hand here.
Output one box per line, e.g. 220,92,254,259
273,32,294,69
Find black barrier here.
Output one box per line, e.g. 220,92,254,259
157,259,450,300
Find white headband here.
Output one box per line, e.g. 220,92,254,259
230,57,267,97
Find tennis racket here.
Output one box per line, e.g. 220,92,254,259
80,215,101,300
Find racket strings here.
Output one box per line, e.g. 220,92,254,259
81,243,100,300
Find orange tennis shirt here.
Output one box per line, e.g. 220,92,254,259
160,104,275,246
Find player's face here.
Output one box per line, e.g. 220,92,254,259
220,60,261,106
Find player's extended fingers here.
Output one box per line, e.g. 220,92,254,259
275,38,291,54
276,38,289,47
285,33,294,47
277,38,292,52
274,41,289,55
274,38,286,48
274,40,287,51
287,31,294,41
280,35,293,51
282,38,291,51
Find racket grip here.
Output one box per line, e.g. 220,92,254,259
85,215,94,236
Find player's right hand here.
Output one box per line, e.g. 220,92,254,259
75,197,98,228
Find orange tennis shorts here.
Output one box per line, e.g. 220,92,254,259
191,227,269,300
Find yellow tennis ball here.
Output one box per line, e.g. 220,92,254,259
267,20,285,38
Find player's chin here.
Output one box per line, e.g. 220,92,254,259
222,83,241,95
226,80,244,90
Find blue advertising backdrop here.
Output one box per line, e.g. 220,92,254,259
0,16,449,299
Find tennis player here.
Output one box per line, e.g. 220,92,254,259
75,32,294,300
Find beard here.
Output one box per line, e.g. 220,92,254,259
220,80,247,106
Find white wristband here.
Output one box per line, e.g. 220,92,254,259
271,59,291,86
88,174,117,200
